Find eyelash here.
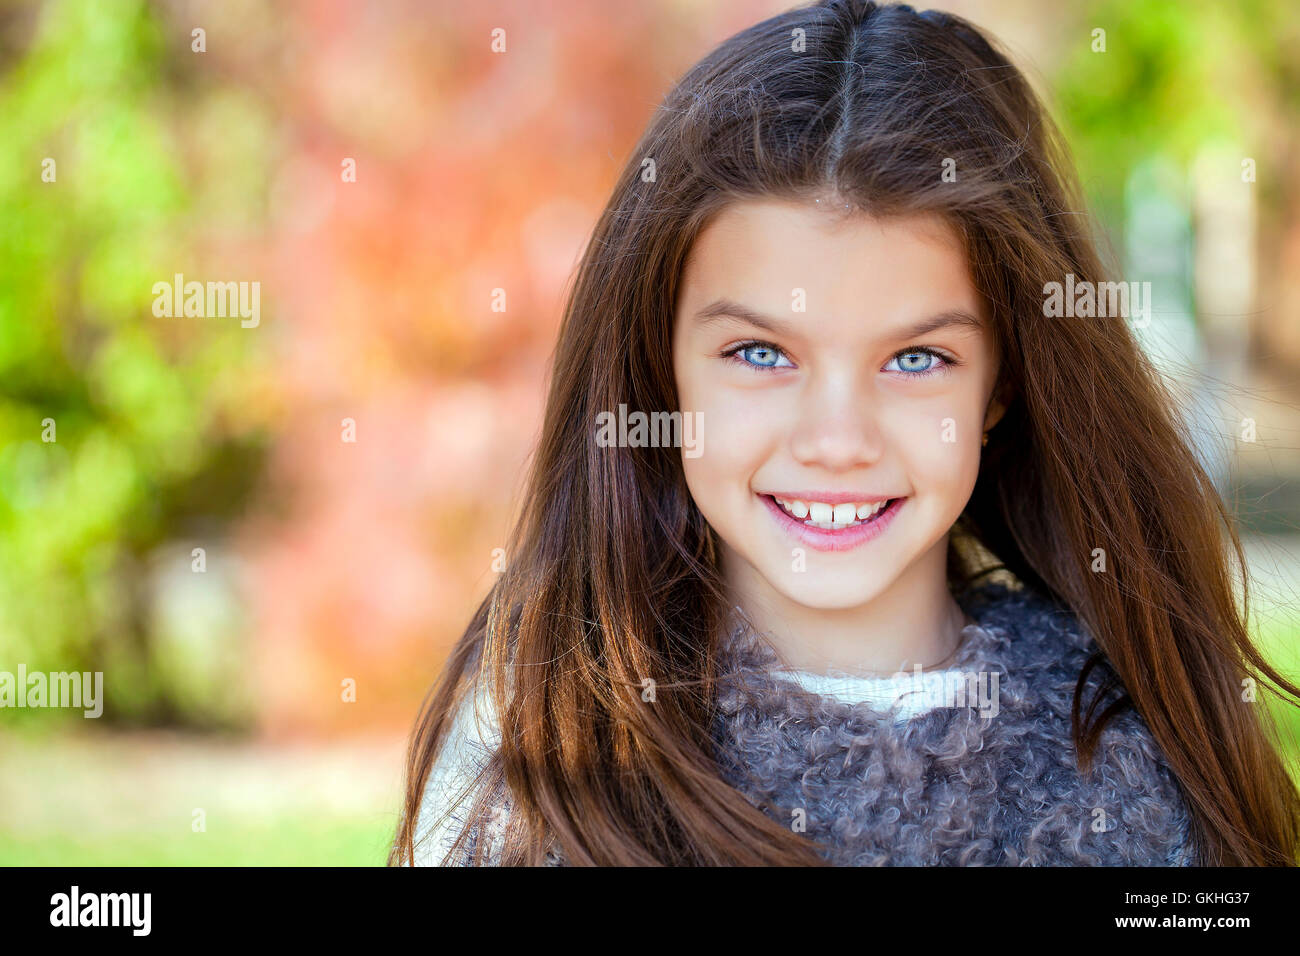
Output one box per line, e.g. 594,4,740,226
719,340,959,378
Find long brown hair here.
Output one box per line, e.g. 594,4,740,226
390,0,1300,866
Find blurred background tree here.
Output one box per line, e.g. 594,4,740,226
0,0,275,730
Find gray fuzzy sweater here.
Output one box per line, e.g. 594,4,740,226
712,580,1195,866
413,580,1196,866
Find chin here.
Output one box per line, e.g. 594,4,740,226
765,570,896,611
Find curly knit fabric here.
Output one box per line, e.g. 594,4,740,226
712,580,1196,866
412,579,1195,866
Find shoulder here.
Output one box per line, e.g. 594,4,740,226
411,678,507,866
959,580,1197,864
409,675,571,867
1088,704,1198,865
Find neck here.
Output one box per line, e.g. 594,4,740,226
724,537,969,678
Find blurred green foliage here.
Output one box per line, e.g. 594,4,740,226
1051,0,1298,236
1049,0,1300,779
0,0,272,728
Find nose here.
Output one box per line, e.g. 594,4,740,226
787,366,885,471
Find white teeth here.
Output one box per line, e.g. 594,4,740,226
772,496,894,528
856,501,884,520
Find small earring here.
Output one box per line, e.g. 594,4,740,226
981,432,989,447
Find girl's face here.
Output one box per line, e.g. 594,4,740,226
672,198,1003,611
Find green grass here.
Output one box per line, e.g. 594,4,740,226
1251,610,1300,785
0,729,407,866
0,815,395,866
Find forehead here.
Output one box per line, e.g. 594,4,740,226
677,199,981,334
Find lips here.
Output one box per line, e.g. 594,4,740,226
770,496,893,527
759,492,905,552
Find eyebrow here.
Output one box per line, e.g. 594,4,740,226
693,298,984,340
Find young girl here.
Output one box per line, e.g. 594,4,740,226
390,0,1300,866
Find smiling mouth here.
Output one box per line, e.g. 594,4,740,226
764,495,903,530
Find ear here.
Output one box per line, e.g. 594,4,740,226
983,397,1006,432
982,375,1011,432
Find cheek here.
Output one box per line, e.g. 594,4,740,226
680,383,770,500
676,360,783,516
881,396,982,501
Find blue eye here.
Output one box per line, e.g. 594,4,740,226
723,341,794,370
884,348,949,376
721,341,955,376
